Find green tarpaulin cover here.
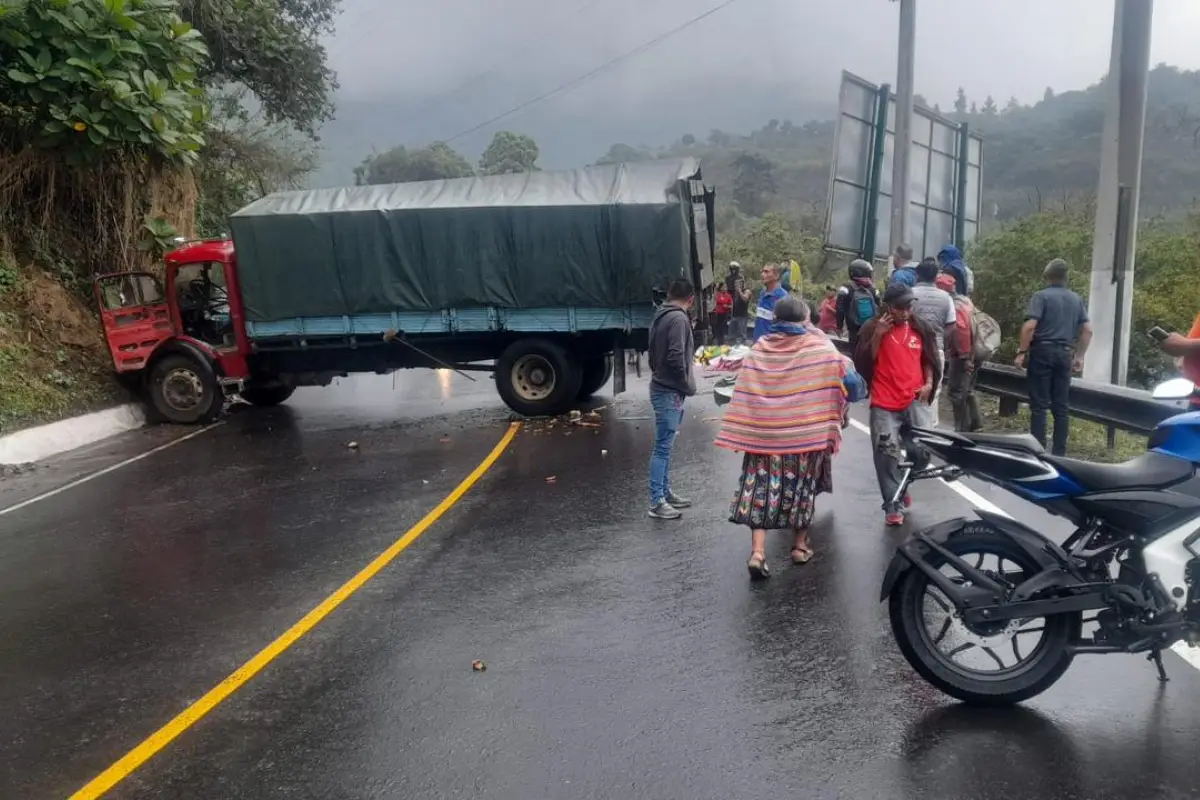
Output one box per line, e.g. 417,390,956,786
230,159,702,322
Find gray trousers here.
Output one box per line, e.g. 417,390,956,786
947,357,982,432
870,403,929,511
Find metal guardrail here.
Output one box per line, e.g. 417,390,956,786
829,337,1181,436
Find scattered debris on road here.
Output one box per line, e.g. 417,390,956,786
347,441,359,450
472,659,486,671
545,475,557,484
0,462,37,478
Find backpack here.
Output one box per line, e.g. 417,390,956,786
970,307,1001,362
847,283,878,328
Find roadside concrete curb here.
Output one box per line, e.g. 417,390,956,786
0,403,146,465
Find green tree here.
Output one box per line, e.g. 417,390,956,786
731,152,777,217
1004,95,1021,114
982,95,999,116
716,213,820,284
178,0,339,137
354,142,474,185
1043,86,1055,103
0,0,209,162
196,89,317,235
968,211,1199,388
478,131,539,175
953,87,968,115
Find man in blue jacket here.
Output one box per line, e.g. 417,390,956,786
647,279,697,520
753,263,788,342
937,244,973,297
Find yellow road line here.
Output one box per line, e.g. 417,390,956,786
70,421,521,800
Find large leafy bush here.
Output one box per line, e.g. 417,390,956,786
0,0,208,162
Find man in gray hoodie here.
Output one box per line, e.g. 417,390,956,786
647,279,697,519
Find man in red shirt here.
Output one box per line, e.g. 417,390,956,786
853,284,943,525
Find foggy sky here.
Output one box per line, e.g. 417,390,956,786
307,0,1200,185
325,0,1200,127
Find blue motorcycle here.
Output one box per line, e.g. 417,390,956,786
882,378,1200,705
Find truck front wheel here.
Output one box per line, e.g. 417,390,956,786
148,354,223,424
241,384,296,407
496,339,582,417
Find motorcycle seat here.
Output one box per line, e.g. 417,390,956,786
959,431,1045,454
1043,451,1195,493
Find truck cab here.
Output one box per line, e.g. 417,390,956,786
95,239,258,424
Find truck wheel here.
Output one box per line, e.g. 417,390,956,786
577,354,613,400
241,384,296,407
148,354,223,424
496,339,582,417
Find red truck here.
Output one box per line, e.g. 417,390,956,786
94,160,716,423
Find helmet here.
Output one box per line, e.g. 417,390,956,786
848,259,873,279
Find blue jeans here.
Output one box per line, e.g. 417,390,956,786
649,388,685,506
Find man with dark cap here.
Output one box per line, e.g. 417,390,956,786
853,284,943,526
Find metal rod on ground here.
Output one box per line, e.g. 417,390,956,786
889,0,916,254
1108,184,1133,450
861,83,891,260
381,329,478,381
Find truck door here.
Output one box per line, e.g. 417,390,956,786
94,272,173,372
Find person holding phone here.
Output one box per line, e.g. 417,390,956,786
1155,315,1200,406
853,284,943,526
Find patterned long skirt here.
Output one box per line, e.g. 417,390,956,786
728,449,834,531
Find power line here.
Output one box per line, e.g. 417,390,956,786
443,0,745,145
407,0,606,119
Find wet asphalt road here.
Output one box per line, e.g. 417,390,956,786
3,370,1200,799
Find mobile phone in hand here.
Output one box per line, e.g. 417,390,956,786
1148,326,1170,343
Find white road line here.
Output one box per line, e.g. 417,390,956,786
0,423,222,519
845,417,1009,517
848,416,1199,671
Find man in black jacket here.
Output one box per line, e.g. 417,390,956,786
854,284,943,526
647,279,697,520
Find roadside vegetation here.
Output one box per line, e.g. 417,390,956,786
0,0,337,434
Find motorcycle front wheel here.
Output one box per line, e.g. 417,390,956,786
888,529,1082,706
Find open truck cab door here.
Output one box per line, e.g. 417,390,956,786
94,272,173,372
93,239,256,425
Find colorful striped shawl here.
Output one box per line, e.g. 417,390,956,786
714,331,848,455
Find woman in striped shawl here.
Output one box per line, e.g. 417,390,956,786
715,296,854,579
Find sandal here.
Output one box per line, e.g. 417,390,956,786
747,552,770,580
790,546,814,565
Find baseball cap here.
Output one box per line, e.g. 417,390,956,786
883,283,915,308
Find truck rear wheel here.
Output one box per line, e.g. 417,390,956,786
241,384,296,407
148,354,223,424
496,339,582,417
577,354,613,400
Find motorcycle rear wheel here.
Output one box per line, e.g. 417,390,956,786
889,529,1081,706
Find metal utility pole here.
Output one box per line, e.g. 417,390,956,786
1084,0,1153,385
889,0,916,254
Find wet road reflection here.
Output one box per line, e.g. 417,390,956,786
1,370,1199,799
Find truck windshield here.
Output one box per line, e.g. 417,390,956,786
176,261,232,346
